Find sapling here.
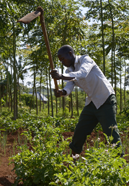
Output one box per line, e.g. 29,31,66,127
2,132,7,155
0,132,1,148
13,139,17,155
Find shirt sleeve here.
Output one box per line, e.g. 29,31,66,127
63,56,95,80
63,81,75,96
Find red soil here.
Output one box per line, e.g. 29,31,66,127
0,130,128,186
0,131,23,186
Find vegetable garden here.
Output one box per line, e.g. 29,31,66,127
0,105,129,186
0,0,129,185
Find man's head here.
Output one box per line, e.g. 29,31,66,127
57,45,75,67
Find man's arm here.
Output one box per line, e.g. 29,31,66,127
50,69,75,81
50,69,75,97
62,56,95,79
61,74,75,81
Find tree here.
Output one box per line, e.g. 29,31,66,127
0,0,128,116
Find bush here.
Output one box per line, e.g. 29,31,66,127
10,116,129,186
10,126,72,186
52,144,129,186
20,94,32,106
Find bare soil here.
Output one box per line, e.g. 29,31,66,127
0,131,24,186
0,130,128,186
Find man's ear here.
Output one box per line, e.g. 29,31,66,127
69,51,73,56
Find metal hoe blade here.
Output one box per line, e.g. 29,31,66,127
17,10,41,24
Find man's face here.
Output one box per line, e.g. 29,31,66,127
58,51,74,67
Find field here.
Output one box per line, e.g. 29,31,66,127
0,107,129,186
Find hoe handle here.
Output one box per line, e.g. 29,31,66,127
38,7,58,90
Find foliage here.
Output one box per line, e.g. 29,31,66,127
0,105,128,185
20,93,33,107
10,122,129,186
10,124,72,186
52,146,129,186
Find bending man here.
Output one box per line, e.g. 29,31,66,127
51,45,123,156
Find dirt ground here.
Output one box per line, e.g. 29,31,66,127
0,130,128,186
0,131,24,186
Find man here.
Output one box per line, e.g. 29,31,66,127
51,45,123,156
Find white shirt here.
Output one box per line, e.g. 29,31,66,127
63,55,115,109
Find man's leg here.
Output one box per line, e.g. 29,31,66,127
96,94,122,149
69,102,98,154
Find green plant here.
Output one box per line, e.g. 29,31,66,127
52,144,129,186
0,106,129,186
0,132,7,155
10,124,72,186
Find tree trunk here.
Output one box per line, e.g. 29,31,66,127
100,0,105,75
19,78,21,108
0,85,1,114
49,71,53,117
13,22,17,120
9,84,11,111
113,51,116,94
36,87,38,115
56,97,58,115
6,67,8,108
120,58,122,113
34,67,38,115
0,69,2,113
39,70,42,112
61,8,67,113
33,67,36,109
10,57,13,112
69,96,71,112
61,64,65,113
124,59,126,106
16,73,18,118
46,69,49,115
8,57,11,111
59,81,62,109
29,96,32,113
43,87,44,109
70,93,73,118
111,50,114,86
109,0,116,93
75,87,79,116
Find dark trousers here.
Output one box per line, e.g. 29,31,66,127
69,94,122,154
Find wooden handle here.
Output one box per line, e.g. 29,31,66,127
38,7,58,90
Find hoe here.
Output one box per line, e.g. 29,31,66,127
18,6,58,90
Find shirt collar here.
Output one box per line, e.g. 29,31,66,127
67,55,81,72
74,55,81,66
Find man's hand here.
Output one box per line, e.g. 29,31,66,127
54,89,67,97
50,69,62,80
